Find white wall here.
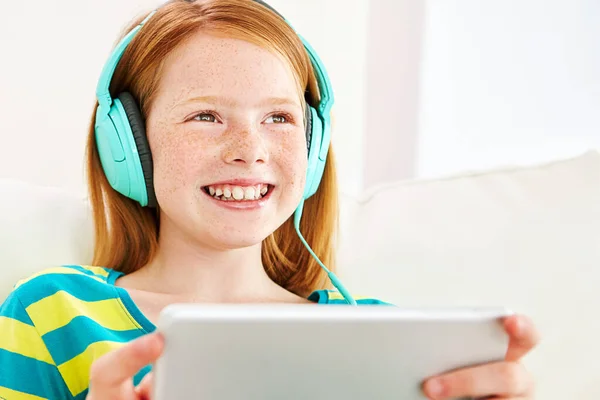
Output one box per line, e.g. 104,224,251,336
416,0,600,178
0,0,163,194
363,0,425,188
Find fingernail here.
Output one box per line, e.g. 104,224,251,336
425,378,445,399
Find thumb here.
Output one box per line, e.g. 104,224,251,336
504,314,541,361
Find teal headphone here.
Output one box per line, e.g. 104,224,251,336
94,0,356,305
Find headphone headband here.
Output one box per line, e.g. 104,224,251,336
95,2,334,121
298,35,333,161
96,11,156,115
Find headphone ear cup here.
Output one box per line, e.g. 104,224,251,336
117,92,157,207
304,106,323,199
304,103,313,155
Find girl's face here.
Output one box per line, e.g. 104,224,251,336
146,32,308,249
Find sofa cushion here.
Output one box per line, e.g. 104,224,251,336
0,179,94,298
337,150,600,400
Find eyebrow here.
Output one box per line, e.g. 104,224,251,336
173,95,302,110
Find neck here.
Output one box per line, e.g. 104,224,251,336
120,221,297,304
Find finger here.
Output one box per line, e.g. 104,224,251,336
135,372,154,400
503,314,541,362
422,361,532,400
89,333,164,392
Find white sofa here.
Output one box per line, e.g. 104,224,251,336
2,151,599,399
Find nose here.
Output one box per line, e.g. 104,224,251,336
221,123,269,165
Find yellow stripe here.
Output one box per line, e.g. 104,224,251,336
0,317,54,364
327,291,367,301
58,341,125,397
14,266,105,289
0,386,47,400
327,291,345,300
79,265,110,277
26,291,140,336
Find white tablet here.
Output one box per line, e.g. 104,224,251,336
152,304,511,400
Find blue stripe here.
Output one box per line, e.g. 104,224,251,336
62,265,110,282
0,348,72,399
16,274,119,309
0,291,33,325
356,298,394,305
134,364,152,386
307,290,393,305
43,316,145,365
114,286,157,334
327,297,393,305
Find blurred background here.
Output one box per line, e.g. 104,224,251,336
0,0,598,196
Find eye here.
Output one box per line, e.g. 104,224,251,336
265,113,293,124
190,112,218,123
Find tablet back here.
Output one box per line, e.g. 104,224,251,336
153,304,510,400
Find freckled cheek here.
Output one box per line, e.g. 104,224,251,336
273,138,308,189
150,135,206,195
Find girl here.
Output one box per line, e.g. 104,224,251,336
0,1,539,399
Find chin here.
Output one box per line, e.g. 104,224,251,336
202,229,273,250
159,185,301,249
194,208,294,250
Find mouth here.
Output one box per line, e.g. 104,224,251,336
201,183,274,203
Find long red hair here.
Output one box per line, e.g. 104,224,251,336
86,0,339,297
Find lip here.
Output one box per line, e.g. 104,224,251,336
202,179,273,187
201,185,275,210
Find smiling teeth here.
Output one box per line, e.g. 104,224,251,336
232,186,244,200
205,184,269,201
243,187,255,200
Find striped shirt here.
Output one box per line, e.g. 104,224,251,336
0,265,387,399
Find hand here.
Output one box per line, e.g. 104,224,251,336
86,332,164,400
422,314,540,399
